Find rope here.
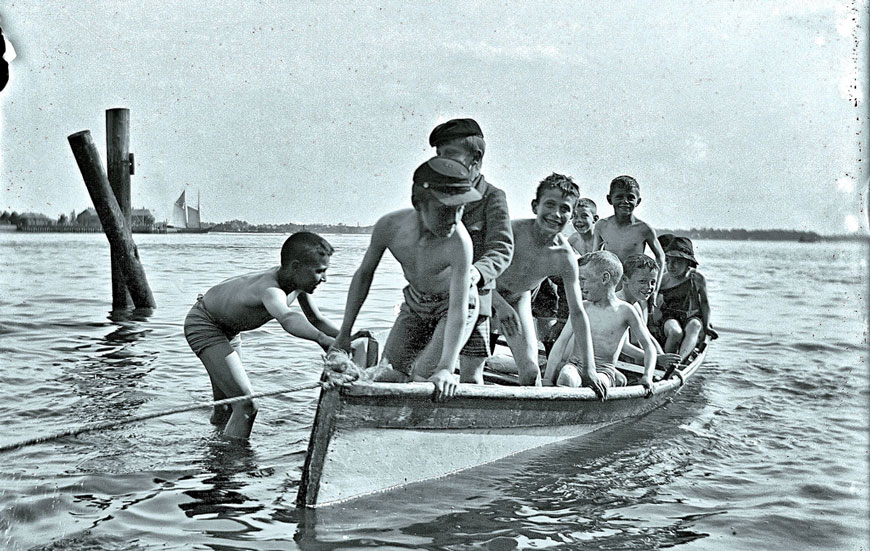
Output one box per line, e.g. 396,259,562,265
0,381,322,454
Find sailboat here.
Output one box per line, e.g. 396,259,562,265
166,190,210,233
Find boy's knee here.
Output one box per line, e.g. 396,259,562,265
557,364,582,387
234,398,259,418
685,318,702,332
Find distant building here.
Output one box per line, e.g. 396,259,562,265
16,212,54,227
76,208,101,227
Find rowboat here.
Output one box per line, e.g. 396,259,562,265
296,340,709,508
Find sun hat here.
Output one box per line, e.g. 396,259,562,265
665,236,698,266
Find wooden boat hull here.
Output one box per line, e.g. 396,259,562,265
297,343,707,508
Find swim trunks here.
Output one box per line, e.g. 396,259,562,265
184,295,241,356
460,315,491,358
383,285,479,376
565,356,627,388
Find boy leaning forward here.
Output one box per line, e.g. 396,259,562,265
332,157,482,400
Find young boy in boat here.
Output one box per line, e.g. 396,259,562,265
533,196,600,355
592,175,666,298
543,251,657,395
184,232,369,440
331,157,481,400
616,254,680,370
568,198,598,255
492,173,602,396
429,118,514,385
658,236,718,362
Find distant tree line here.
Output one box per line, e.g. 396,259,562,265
209,219,374,234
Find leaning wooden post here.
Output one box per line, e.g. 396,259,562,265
68,130,157,309
106,108,133,309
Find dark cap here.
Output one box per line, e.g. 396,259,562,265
413,156,482,206
428,118,484,147
665,236,698,267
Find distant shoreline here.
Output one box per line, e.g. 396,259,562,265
3,222,867,242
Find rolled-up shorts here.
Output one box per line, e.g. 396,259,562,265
565,356,627,388
184,296,241,357
459,315,491,358
383,285,479,376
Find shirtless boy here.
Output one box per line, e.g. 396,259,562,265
592,175,666,298
543,251,657,395
332,157,481,400
493,173,601,395
429,118,514,384
534,197,599,353
568,198,598,255
658,236,718,362
185,232,366,439
616,254,680,369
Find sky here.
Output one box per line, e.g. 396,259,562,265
0,1,867,234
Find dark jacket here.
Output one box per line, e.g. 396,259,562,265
462,175,514,316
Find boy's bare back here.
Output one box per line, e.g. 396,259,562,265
496,219,576,294
593,216,656,263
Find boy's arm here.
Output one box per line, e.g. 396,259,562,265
471,187,514,289
297,293,340,338
591,220,604,251
645,225,666,296
560,253,606,400
491,288,520,337
543,318,573,385
262,288,332,350
692,271,718,339
623,304,658,394
429,230,474,399
332,220,389,351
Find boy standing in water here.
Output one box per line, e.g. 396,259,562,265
592,175,666,298
492,173,602,396
544,251,657,394
332,157,481,400
429,118,514,385
658,236,718,362
185,232,369,440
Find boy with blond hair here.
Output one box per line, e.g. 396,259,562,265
592,176,666,299
332,157,481,400
544,251,657,395
493,173,602,397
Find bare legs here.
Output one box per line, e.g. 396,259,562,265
198,342,258,440
663,317,703,362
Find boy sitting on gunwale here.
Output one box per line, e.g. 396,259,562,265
544,251,657,396
331,157,481,401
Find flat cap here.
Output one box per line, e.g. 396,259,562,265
428,118,484,147
413,156,482,206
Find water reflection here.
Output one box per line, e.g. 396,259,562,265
178,436,267,540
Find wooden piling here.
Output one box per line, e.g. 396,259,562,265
106,108,133,309
68,130,156,309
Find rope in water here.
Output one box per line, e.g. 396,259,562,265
0,381,322,454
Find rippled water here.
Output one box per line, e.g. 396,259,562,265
1,233,867,550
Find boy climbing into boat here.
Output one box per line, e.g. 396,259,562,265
331,157,481,400
592,175,666,298
658,236,718,362
543,251,657,395
616,254,680,370
492,173,602,396
533,196,599,355
184,232,369,440
429,118,514,385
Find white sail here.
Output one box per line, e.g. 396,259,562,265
171,191,188,228
186,206,200,228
